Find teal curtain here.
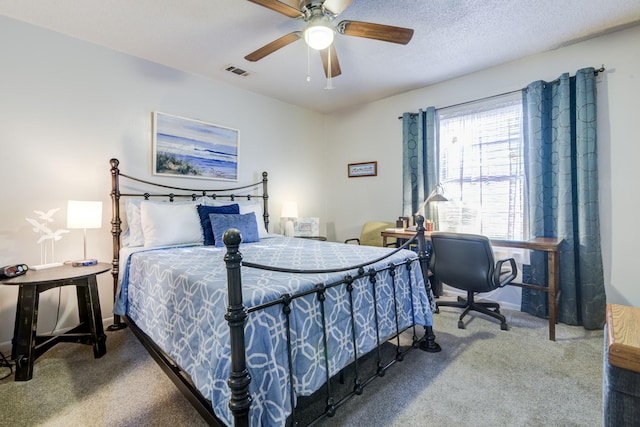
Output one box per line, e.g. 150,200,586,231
522,67,606,329
402,108,438,219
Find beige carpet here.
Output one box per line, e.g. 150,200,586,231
0,304,603,427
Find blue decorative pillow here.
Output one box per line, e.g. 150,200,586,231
209,212,260,248
197,204,240,245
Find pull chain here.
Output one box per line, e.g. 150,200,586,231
307,43,311,82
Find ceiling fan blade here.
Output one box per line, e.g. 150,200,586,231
320,46,342,78
322,0,353,16
247,0,303,19
337,20,414,45
245,32,302,62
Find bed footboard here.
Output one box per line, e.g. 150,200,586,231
223,217,440,426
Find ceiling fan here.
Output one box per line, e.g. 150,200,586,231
244,0,414,79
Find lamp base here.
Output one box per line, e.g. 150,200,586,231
72,259,98,267
284,220,295,237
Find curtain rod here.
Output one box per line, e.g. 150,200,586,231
397,66,605,119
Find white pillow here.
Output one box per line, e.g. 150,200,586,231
140,201,203,247
210,199,269,238
123,199,144,247
122,198,206,247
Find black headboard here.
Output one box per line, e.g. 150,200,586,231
108,157,268,329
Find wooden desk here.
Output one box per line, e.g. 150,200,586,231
606,304,640,373
381,229,562,341
1,263,110,380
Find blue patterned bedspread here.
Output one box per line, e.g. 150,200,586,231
115,236,433,426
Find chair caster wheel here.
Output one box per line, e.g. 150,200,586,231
500,323,508,331
458,320,465,329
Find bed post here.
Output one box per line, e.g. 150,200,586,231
224,229,252,426
415,215,441,353
261,171,269,232
108,159,126,331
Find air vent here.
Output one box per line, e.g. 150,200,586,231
224,65,251,77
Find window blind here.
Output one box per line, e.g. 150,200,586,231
436,92,524,240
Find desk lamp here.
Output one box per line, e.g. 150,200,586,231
281,201,299,237
414,183,448,229
67,200,102,266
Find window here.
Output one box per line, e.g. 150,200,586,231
435,92,525,240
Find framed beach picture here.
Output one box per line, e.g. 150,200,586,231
152,112,239,181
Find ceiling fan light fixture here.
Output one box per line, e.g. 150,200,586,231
304,16,334,50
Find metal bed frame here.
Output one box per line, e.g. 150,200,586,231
108,158,440,426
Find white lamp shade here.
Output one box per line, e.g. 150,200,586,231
67,200,103,229
281,201,299,219
304,16,334,50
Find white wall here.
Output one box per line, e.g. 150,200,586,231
0,17,328,350
325,24,640,308
2,18,638,353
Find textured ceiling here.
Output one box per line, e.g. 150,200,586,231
1,0,639,113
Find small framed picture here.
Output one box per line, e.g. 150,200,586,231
294,217,319,237
348,161,377,178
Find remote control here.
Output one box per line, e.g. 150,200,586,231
72,259,98,267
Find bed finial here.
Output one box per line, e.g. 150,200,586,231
224,228,243,247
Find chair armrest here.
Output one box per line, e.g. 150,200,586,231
344,238,360,245
494,257,517,287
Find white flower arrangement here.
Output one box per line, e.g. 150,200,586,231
25,208,69,266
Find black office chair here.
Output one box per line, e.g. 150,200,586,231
430,232,517,331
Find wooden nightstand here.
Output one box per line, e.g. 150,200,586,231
1,262,110,381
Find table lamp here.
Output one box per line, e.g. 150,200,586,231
67,200,102,266
281,201,298,237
